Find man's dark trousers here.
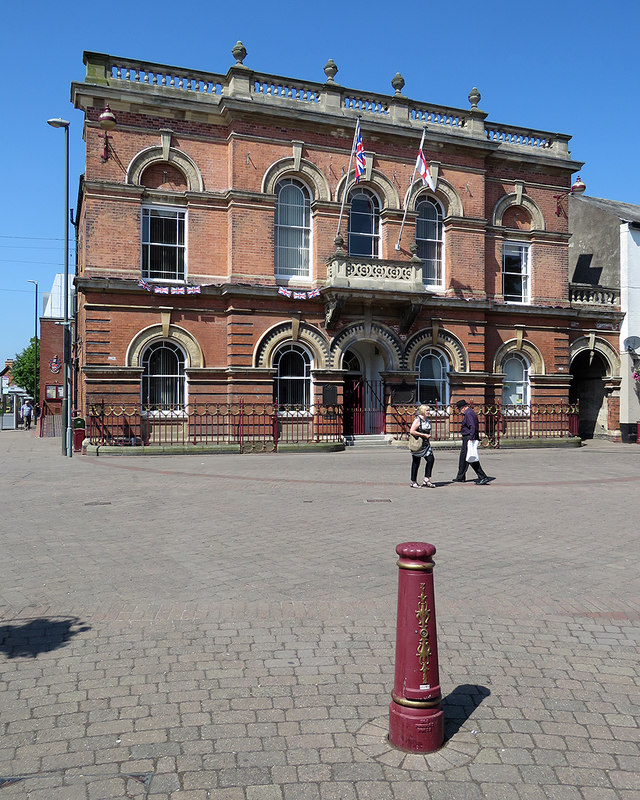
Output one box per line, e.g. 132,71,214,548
456,436,487,481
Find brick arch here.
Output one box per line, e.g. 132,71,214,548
126,324,204,368
335,169,401,210
329,323,402,370
140,162,187,191
254,322,330,369
262,158,330,201
492,194,545,231
569,336,620,378
493,339,545,375
127,147,204,193
405,329,468,372
405,178,463,218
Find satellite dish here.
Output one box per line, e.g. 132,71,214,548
623,336,640,352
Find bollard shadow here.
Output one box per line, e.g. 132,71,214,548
0,617,91,659
442,683,490,740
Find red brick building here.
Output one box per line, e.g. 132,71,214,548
70,46,623,444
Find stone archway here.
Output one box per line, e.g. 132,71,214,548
569,350,608,439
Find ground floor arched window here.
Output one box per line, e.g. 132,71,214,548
417,349,449,405
502,353,530,407
272,343,312,406
141,340,186,408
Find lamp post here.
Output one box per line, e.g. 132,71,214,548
27,280,38,404
47,117,72,457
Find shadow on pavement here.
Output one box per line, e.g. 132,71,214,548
443,683,490,739
0,617,91,659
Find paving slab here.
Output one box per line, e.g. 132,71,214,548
1,431,639,798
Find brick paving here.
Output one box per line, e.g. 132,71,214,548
0,431,639,799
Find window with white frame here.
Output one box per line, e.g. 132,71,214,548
502,353,530,407
141,340,186,409
272,343,312,406
275,179,311,278
417,348,449,405
502,242,530,303
416,196,444,288
348,188,380,258
141,207,186,281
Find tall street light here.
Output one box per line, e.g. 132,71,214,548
27,280,38,405
47,117,72,457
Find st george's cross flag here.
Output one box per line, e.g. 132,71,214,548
354,119,366,184
416,148,435,191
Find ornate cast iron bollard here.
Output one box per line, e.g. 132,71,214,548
389,542,444,752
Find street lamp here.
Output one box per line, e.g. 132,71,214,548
27,280,38,405
554,175,586,217
47,117,72,457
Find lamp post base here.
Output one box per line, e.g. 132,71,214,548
389,700,444,753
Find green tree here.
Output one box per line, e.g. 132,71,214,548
12,337,39,401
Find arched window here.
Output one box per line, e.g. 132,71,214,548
342,349,362,374
273,343,312,406
415,196,444,288
275,179,311,278
502,353,530,407
348,188,380,257
141,341,186,408
417,349,449,405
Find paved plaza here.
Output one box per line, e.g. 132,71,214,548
0,432,639,799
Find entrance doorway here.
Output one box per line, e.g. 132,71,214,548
342,344,386,436
569,351,608,439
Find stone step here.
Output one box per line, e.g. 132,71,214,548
344,435,391,448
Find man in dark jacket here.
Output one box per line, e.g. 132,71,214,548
452,399,492,485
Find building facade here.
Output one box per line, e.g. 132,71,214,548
569,194,640,441
70,46,622,444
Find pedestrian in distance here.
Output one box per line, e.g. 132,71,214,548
452,399,493,485
409,404,436,488
20,399,33,431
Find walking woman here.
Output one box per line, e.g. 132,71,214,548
409,404,436,488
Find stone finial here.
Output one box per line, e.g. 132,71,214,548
468,87,481,110
232,41,247,65
324,59,338,83
409,242,423,262
391,72,405,95
333,234,345,254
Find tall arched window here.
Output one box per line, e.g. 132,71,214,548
275,179,311,278
502,353,530,407
348,188,380,257
415,196,444,288
273,343,312,406
417,349,449,405
141,341,186,408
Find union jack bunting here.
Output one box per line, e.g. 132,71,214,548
354,119,366,184
153,286,169,294
170,286,185,295
293,291,307,300
278,286,292,297
307,288,321,298
138,279,152,292
186,285,201,294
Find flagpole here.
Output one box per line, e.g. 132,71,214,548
336,117,361,239
395,127,427,251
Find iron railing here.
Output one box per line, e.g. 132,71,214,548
388,403,579,446
87,402,342,452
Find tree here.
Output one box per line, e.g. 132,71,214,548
12,337,39,401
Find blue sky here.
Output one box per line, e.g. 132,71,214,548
2,0,639,363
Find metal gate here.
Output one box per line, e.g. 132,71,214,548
343,379,385,435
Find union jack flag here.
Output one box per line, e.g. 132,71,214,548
354,119,366,184
307,288,321,298
138,279,152,292
186,285,201,294
153,286,169,294
278,286,292,297
293,291,307,300
170,286,185,295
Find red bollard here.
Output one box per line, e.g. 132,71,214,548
389,542,444,753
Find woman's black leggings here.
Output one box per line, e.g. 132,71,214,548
411,453,435,483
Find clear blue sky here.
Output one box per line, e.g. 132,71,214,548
2,0,639,363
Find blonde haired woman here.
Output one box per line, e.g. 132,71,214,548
409,404,436,488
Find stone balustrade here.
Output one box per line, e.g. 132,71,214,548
81,50,575,161
569,284,620,306
325,255,424,294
